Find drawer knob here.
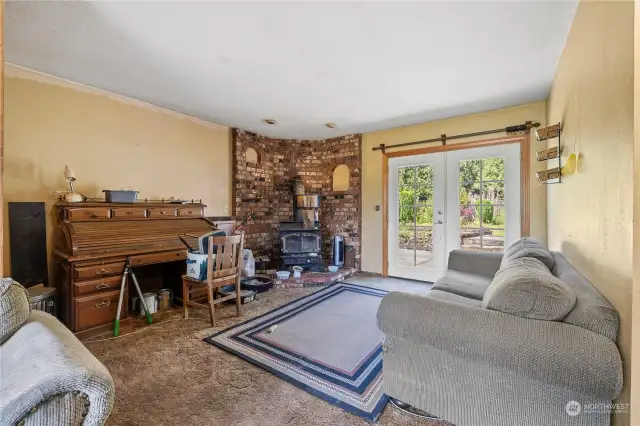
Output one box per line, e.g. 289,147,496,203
95,301,111,309
95,283,110,289
96,268,111,275
126,211,133,215
160,211,166,215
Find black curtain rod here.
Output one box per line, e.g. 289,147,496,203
372,121,540,152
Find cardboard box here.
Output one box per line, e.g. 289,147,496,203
186,253,215,281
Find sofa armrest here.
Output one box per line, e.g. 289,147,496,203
447,249,503,278
0,311,114,426
377,292,623,400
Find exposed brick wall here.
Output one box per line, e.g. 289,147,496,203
233,129,362,269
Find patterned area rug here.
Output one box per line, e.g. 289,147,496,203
204,282,389,423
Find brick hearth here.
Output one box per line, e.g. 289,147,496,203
272,268,358,289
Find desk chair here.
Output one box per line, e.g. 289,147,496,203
182,232,244,326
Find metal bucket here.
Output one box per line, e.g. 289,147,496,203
141,292,157,315
157,289,173,312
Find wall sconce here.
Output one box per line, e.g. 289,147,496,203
535,124,561,141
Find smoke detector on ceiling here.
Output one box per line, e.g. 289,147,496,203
325,123,336,128
263,119,277,125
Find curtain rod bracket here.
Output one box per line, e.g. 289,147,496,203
379,144,386,153
441,134,447,146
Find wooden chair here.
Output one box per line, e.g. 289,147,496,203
182,232,244,326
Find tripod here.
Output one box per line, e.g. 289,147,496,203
114,257,152,336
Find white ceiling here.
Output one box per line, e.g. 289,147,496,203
5,1,577,140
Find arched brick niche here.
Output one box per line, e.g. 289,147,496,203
332,164,350,192
245,147,259,164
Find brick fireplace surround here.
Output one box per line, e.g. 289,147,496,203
233,129,362,269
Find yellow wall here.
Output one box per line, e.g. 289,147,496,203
546,1,633,422
3,67,232,276
361,101,547,274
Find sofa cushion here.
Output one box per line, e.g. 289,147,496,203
0,278,31,344
501,237,554,271
552,252,619,340
432,270,493,300
427,290,483,308
483,257,576,320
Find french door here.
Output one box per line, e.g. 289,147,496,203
445,144,521,255
388,153,446,281
388,143,521,282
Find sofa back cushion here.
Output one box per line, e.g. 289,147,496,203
483,257,576,320
0,278,31,344
552,253,619,340
501,237,554,270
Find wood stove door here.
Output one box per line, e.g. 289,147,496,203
280,232,321,254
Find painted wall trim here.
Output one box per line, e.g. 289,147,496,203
4,62,229,131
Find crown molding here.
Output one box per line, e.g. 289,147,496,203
4,63,228,131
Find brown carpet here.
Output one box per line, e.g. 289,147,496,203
86,287,451,426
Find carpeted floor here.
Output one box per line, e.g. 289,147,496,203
86,285,451,426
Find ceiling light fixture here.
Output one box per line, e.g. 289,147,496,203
263,119,277,125
325,123,336,129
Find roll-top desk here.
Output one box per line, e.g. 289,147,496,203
53,202,213,336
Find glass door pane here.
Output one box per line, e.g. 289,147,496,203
458,157,505,252
396,165,434,269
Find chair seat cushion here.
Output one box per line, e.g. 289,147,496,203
483,257,576,320
501,237,554,271
432,270,493,300
0,278,31,344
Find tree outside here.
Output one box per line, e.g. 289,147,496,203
397,157,506,256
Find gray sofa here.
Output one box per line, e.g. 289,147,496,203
377,238,623,426
0,279,115,426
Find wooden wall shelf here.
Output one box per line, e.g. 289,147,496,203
536,123,562,184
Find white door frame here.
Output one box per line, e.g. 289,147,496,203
388,153,446,282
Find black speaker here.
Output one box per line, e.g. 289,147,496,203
9,202,48,287
332,236,345,266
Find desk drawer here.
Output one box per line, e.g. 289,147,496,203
74,275,122,296
177,207,203,218
130,250,187,267
74,290,125,331
148,208,177,217
68,208,111,221
112,207,147,218
75,262,124,280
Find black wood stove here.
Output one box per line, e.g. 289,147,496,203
279,222,323,271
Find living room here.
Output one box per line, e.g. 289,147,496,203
1,1,639,426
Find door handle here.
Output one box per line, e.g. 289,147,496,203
435,220,444,225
